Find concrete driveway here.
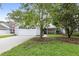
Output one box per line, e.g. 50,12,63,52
0,35,35,54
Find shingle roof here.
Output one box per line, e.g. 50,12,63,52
47,24,56,28
0,21,15,30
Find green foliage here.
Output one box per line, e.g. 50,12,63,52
52,3,79,38
7,3,54,38
7,3,79,38
7,10,23,22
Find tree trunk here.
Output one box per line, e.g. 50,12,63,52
39,9,44,39
68,34,71,38
65,28,73,38
65,28,71,38
68,30,73,38
40,21,43,39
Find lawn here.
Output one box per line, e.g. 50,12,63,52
48,34,64,38
48,34,79,38
0,34,15,38
1,35,79,56
72,32,79,37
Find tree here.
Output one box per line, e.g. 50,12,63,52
7,10,24,27
52,3,79,38
31,4,52,39
8,3,53,39
7,3,79,39
22,3,51,39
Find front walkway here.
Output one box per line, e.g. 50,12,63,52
0,35,35,54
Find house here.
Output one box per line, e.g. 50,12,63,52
46,24,56,34
44,24,66,34
0,20,15,35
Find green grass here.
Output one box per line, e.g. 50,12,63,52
1,37,79,56
48,34,79,38
48,34,64,38
73,32,79,37
0,34,15,38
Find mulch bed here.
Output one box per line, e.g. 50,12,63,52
31,37,53,43
31,37,79,44
58,37,79,44
32,37,52,42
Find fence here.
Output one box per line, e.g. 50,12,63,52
15,29,40,36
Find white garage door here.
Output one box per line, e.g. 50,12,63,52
15,29,40,36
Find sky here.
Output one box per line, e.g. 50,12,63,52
0,3,20,21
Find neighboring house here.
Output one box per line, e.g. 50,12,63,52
44,24,66,34
46,24,56,34
0,20,15,35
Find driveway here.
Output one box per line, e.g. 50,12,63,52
0,35,35,54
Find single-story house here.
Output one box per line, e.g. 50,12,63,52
0,19,66,35
44,24,66,34
0,20,15,35
46,24,56,34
